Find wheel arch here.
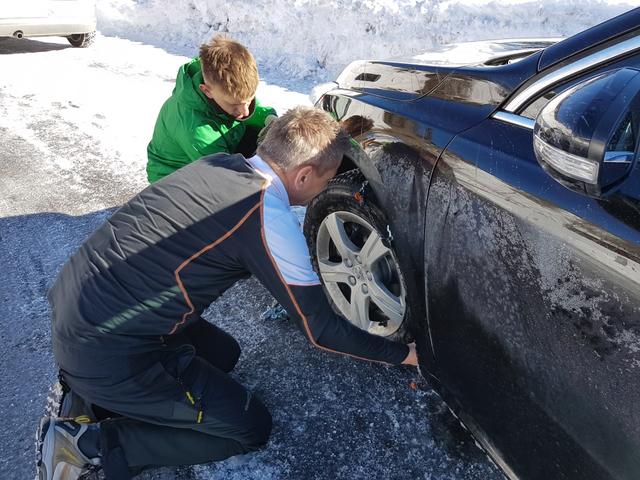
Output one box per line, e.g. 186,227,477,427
324,90,442,362
336,138,431,347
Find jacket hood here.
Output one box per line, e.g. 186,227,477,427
174,58,212,112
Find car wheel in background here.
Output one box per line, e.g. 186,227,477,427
304,170,412,343
66,32,95,48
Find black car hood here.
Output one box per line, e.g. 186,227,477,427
336,38,560,105
395,38,560,67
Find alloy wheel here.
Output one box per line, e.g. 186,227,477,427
316,211,406,336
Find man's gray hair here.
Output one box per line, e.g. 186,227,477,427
257,106,349,174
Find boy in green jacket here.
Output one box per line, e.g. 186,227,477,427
146,36,276,183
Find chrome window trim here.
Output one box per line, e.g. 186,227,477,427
504,36,640,113
493,111,535,130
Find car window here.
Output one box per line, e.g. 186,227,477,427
521,53,640,119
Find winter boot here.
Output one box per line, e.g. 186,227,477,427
36,417,101,480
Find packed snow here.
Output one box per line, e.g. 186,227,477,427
96,0,639,86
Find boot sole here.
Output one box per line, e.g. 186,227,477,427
35,416,54,480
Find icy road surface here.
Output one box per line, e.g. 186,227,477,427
0,36,502,480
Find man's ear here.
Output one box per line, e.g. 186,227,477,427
294,164,315,187
199,83,212,99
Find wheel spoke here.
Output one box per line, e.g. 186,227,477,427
318,259,352,285
369,278,404,325
359,231,390,267
350,287,370,330
324,213,359,259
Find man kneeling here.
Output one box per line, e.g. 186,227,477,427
37,106,416,480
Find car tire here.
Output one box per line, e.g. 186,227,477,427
66,32,95,48
304,169,412,343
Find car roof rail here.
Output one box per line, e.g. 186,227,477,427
539,7,640,71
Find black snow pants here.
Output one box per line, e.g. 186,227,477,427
57,319,272,479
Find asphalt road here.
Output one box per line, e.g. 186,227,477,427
0,36,503,480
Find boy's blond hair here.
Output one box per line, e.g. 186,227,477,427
258,107,349,174
199,35,259,100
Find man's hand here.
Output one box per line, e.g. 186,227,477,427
401,343,418,366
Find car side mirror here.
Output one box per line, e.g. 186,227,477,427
533,67,640,197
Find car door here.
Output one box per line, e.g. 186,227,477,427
423,34,640,479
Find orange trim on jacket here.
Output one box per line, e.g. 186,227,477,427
170,200,262,335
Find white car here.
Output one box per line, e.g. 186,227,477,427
0,0,96,48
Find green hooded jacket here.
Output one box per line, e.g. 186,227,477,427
146,57,276,183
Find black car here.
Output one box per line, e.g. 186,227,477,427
305,8,640,480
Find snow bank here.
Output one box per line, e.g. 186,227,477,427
96,0,638,88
